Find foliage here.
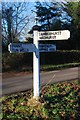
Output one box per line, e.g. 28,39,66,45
2,1,80,52
41,63,80,71
40,50,80,65
2,51,80,72
2,52,33,72
1,80,80,120
35,2,64,31
63,2,80,49
35,1,80,50
65,2,80,27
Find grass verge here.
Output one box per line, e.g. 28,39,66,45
0,80,80,120
41,63,80,71
3,62,80,73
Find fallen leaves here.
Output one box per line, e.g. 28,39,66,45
1,80,80,120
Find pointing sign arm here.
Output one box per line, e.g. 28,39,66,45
38,30,70,40
8,43,36,53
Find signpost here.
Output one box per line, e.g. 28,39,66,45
8,29,70,99
38,30,70,40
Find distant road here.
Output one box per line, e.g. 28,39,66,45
2,67,78,95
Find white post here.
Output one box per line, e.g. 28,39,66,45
33,29,40,99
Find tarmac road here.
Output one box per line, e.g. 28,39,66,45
1,67,79,95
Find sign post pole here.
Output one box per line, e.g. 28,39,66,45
33,27,40,99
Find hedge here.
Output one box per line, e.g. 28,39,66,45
40,50,80,65
2,50,80,72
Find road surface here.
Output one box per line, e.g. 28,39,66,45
1,67,79,95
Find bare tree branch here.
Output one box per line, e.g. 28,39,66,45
16,21,29,36
2,2,31,44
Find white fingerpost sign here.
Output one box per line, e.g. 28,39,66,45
38,30,70,40
8,28,70,99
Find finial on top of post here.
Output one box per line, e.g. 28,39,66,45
33,16,39,30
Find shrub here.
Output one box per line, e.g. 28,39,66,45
2,50,80,72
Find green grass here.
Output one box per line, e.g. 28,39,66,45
3,62,80,73
41,63,80,71
1,80,80,120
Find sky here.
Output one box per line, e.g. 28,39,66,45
0,0,80,3
1,0,80,41
1,1,36,41
0,0,50,2
0,0,68,3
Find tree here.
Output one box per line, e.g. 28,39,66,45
63,1,80,49
2,2,32,52
35,1,72,50
36,1,80,50
35,1,62,31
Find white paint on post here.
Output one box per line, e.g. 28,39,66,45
33,30,40,99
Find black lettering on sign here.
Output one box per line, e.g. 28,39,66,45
39,31,61,36
53,31,61,35
39,35,56,40
52,36,56,39
26,49,29,52
12,44,21,47
41,32,48,35
20,48,24,52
